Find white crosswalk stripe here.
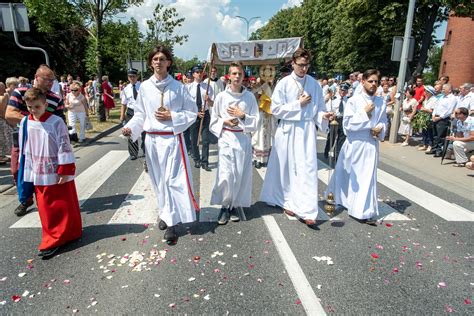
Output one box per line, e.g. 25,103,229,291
10,150,129,228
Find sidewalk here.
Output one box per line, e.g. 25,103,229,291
379,139,473,199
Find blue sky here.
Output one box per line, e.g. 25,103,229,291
124,0,447,61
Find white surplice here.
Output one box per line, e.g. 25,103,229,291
260,72,328,220
329,92,387,220
124,75,198,226
209,87,258,208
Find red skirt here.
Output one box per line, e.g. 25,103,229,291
35,180,82,250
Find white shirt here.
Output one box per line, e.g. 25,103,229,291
120,81,141,110
457,92,473,110
326,94,348,117
433,93,457,119
185,81,214,111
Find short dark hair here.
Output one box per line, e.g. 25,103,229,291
362,69,380,80
416,75,423,80
147,45,173,71
228,62,244,74
457,107,469,116
24,88,46,103
292,48,311,62
406,88,416,97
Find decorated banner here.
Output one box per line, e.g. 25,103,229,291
208,37,303,65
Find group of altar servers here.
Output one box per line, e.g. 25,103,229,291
123,45,387,244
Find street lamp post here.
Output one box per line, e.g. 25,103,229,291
236,15,260,40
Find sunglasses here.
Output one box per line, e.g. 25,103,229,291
71,89,79,92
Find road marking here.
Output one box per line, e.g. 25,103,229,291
377,169,474,222
10,150,129,228
108,171,158,224
198,149,220,222
263,215,326,316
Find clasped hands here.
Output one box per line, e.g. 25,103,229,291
371,124,383,138
224,104,245,127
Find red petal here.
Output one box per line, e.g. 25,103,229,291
295,299,302,305
393,268,399,273
464,299,471,305
12,295,21,302
370,253,379,259
385,223,393,227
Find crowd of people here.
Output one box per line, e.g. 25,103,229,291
1,44,472,259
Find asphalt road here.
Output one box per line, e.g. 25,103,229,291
0,130,472,315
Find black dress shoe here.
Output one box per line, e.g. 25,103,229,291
201,163,211,171
130,156,138,160
425,150,435,155
164,226,178,245
255,162,262,169
194,160,201,168
14,199,34,217
38,247,60,259
158,220,167,231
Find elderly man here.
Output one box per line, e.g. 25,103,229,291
456,83,473,115
447,107,474,167
6,65,65,217
427,83,458,157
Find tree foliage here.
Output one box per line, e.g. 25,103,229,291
253,0,472,80
145,3,189,50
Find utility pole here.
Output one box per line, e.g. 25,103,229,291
236,15,260,40
389,0,416,143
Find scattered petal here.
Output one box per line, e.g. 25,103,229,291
385,223,393,227
106,276,113,280
0,301,6,305
12,295,21,303
63,279,71,285
370,253,379,259
393,268,399,273
375,244,384,250
1,277,7,282
226,244,231,248
169,303,176,308
444,304,455,313
18,273,26,278
22,290,30,297
415,261,423,269
91,301,98,306
188,277,196,282
72,309,79,313
464,299,471,305
154,294,160,298
437,281,447,288
204,294,210,300
295,299,302,305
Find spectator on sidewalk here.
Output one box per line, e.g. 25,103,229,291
418,85,437,152
447,107,474,167
101,75,115,120
427,83,458,157
65,82,89,143
398,88,417,146
414,75,425,110
456,83,473,114
85,80,96,115
0,82,12,164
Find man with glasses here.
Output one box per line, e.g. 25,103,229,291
186,65,214,171
260,48,332,227
120,68,145,162
329,69,387,225
5,64,65,217
447,107,474,167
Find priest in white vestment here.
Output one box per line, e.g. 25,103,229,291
123,46,198,244
328,69,387,225
209,63,259,225
260,48,331,226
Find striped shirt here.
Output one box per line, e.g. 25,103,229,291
8,87,65,121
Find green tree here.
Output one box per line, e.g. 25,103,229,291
145,3,189,52
422,46,442,85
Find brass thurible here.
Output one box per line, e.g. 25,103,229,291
324,192,336,215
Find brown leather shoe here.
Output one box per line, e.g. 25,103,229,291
305,219,316,226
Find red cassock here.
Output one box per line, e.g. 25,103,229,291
102,81,115,109
35,163,82,250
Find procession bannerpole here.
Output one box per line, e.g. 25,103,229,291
324,119,338,216
197,59,213,145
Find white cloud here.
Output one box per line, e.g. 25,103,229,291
125,0,261,60
281,0,303,9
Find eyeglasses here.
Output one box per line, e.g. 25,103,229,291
40,77,55,82
294,63,309,68
153,57,168,62
367,80,379,84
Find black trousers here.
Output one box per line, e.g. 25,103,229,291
431,118,450,154
190,110,210,164
324,119,346,164
126,108,146,158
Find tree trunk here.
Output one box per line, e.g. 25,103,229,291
411,4,439,80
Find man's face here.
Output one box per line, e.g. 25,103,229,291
192,70,202,82
228,66,243,86
34,71,55,91
242,78,249,87
128,74,138,84
151,52,171,75
416,78,423,87
339,89,348,97
442,85,451,95
434,84,442,94
292,57,310,77
322,79,328,86
362,74,379,96
210,68,218,79
250,79,256,88
381,77,388,86
357,74,363,81
67,76,73,83
383,84,389,92
26,99,47,118
460,86,469,96
388,78,395,86
454,109,466,122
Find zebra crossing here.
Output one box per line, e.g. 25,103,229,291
8,147,474,229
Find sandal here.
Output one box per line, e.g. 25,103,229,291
452,163,466,167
